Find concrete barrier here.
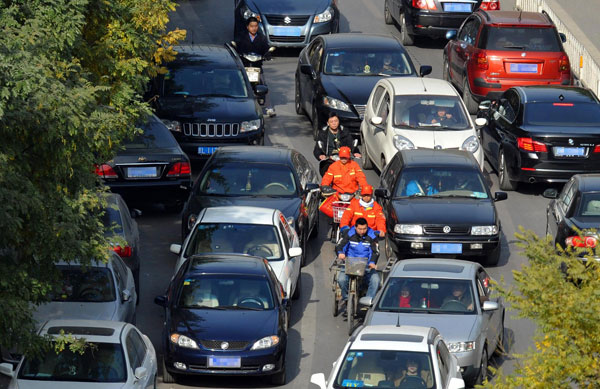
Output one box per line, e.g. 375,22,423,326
516,0,600,97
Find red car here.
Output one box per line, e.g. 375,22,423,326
444,10,572,114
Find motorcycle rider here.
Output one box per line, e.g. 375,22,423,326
313,113,360,176
340,185,386,237
234,17,270,64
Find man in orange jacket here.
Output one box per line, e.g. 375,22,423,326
340,185,386,237
321,146,368,194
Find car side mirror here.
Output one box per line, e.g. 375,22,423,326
559,33,567,43
254,84,268,96
419,65,432,77
543,188,559,199
310,373,327,389
305,182,320,194
121,289,132,302
134,366,148,381
130,209,142,219
359,296,373,306
0,363,15,378
475,117,487,127
494,192,508,202
370,116,383,126
448,376,466,389
374,188,390,200
445,30,457,40
154,295,167,307
300,64,313,76
288,247,303,258
482,300,499,311
478,100,492,111
170,244,182,255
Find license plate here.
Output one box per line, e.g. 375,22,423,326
443,3,471,12
198,146,218,155
554,147,585,157
431,243,462,254
208,356,241,368
271,26,302,37
246,68,260,82
509,63,538,73
127,166,157,178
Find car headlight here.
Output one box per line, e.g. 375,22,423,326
163,119,182,133
461,135,479,153
187,214,197,231
241,119,261,133
447,341,476,353
471,225,498,235
170,334,199,349
393,135,416,151
241,5,261,21
394,224,423,235
243,53,262,62
314,7,334,23
323,96,351,112
251,335,280,350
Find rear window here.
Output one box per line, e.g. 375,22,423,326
524,103,600,126
101,204,123,236
124,117,179,149
480,26,561,52
578,193,600,217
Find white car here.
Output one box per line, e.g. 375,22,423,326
0,320,157,389
170,206,303,300
311,325,465,389
360,77,485,172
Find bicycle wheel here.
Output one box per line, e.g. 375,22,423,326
347,279,356,335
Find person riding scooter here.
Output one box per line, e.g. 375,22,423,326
314,113,361,177
340,185,386,238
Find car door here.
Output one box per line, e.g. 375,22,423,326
300,39,323,115
363,84,386,160
451,16,480,88
379,154,402,231
552,178,577,245
435,340,451,388
482,91,519,169
278,215,300,296
476,267,501,352
125,327,153,388
119,196,140,256
112,255,136,323
292,152,318,239
373,89,392,171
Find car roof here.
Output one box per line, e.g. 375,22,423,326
170,44,238,68
185,254,269,276
212,146,293,164
575,174,600,192
478,10,553,26
514,86,598,104
201,206,277,225
399,149,478,169
39,320,127,344
321,33,403,50
389,258,478,279
384,77,458,97
349,325,434,352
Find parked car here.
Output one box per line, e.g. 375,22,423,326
310,325,465,389
363,258,505,387
96,114,192,209
384,0,500,46
181,146,320,256
147,44,266,159
234,0,339,47
444,10,572,113
0,320,157,388
295,33,428,139
375,149,506,266
361,77,484,172
155,254,289,385
477,86,600,191
33,252,137,324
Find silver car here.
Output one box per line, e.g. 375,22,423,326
363,258,504,387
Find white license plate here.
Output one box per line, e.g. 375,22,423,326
127,166,157,178
208,356,241,368
246,68,260,82
554,147,585,157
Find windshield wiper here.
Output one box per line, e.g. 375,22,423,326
220,305,263,311
503,45,527,50
185,306,227,310
197,93,239,98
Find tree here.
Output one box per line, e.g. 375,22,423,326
487,228,600,388
0,0,184,356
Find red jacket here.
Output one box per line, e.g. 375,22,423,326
340,197,386,232
321,160,368,194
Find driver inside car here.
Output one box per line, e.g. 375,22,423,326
393,356,433,388
443,283,474,311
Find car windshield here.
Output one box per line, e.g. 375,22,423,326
101,204,123,236
323,49,414,76
178,275,274,310
124,116,179,149
198,163,297,197
184,223,283,260
333,350,435,389
18,342,126,382
578,193,600,217
376,277,476,314
50,267,116,303
481,26,561,52
393,95,470,130
162,65,248,98
524,102,600,126
395,167,488,199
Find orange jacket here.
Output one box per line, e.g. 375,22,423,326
340,197,386,232
321,160,368,194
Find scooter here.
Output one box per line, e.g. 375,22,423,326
321,186,354,243
230,42,275,107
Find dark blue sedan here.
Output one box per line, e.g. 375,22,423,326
155,254,289,385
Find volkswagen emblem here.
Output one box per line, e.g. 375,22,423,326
220,342,229,350
443,226,451,234
568,138,574,145
138,156,146,162
284,16,292,24
521,52,526,57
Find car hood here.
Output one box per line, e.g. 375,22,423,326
189,196,300,219
368,312,480,342
14,381,127,389
157,96,259,122
392,198,496,225
33,301,118,323
170,308,278,342
320,75,386,106
248,0,330,15
394,128,475,149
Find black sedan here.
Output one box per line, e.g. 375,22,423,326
155,254,289,385
544,174,600,251
478,86,600,191
96,114,192,209
375,149,507,266
181,146,320,265
295,33,429,139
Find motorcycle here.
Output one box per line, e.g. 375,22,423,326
230,42,275,107
317,139,358,177
321,186,354,243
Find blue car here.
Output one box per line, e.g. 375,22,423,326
155,254,289,385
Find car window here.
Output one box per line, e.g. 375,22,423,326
524,102,600,126
578,193,600,216
51,266,116,302
127,329,147,370
322,49,414,76
498,98,516,123
111,255,129,291
292,152,308,189
118,197,133,233
436,341,450,387
310,42,323,71
101,202,124,236
162,65,248,98
377,92,390,123
298,153,317,185
458,18,478,45
476,269,492,301
481,26,561,52
395,167,488,199
278,220,292,250
126,333,141,370
559,180,577,212
371,85,385,111
124,115,180,149
393,95,470,130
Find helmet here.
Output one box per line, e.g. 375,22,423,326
361,185,373,196
338,146,351,159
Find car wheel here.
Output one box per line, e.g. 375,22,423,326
162,358,176,384
484,245,501,266
462,78,479,115
153,374,157,389
494,314,505,357
400,13,414,46
295,77,304,115
361,135,374,170
269,365,286,386
312,106,320,141
384,1,394,24
292,272,301,300
498,150,518,191
474,347,489,386
442,57,450,82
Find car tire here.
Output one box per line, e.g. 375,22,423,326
292,273,301,300
498,150,518,191
295,77,304,115
361,135,374,170
494,313,505,357
162,358,176,384
400,13,414,46
312,106,320,141
384,1,394,24
463,78,479,115
484,246,501,266
474,347,489,386
269,365,286,386
442,57,450,82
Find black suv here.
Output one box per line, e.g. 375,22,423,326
147,44,266,160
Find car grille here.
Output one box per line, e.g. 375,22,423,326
423,225,470,235
183,122,240,137
354,105,366,119
265,14,310,26
199,340,249,350
269,35,306,43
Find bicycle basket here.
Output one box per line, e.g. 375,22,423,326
332,201,350,223
344,257,368,276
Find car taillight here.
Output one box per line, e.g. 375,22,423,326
517,137,547,152
594,145,600,153
565,236,598,248
167,162,191,177
476,51,489,70
113,245,133,257
559,54,570,73
412,0,437,10
480,0,500,10
95,164,118,179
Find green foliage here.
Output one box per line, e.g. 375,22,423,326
487,227,600,388
53,330,97,356
0,0,184,357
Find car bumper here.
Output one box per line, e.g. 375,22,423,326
262,19,336,47
174,130,264,160
316,106,363,136
389,234,500,258
105,179,192,204
509,151,600,184
410,11,471,37
471,75,572,101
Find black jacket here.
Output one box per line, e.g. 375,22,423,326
313,125,358,160
234,31,270,57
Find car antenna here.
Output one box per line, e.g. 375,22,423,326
420,77,427,92
396,315,401,327
518,10,522,23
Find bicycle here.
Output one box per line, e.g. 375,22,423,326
330,256,369,335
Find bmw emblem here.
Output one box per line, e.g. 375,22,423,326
443,226,451,233
434,145,442,150
284,16,291,24
568,138,574,145
138,156,147,162
220,342,229,350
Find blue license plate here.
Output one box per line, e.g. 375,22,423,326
509,63,538,73
198,146,218,155
127,166,157,178
443,3,472,12
208,356,241,368
554,147,585,157
271,26,302,37
432,243,462,254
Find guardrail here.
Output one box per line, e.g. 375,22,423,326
516,0,600,97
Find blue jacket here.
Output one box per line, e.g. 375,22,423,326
336,226,378,265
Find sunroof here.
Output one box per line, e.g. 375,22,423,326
47,327,115,336
360,334,424,343
403,263,464,273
